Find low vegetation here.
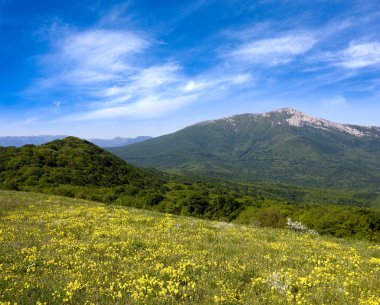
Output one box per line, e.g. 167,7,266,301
0,191,379,304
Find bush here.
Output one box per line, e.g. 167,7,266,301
254,207,285,228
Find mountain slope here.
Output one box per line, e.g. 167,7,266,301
110,109,380,190
0,135,151,147
0,137,153,190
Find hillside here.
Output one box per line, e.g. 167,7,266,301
0,190,379,304
110,108,380,190
0,137,154,192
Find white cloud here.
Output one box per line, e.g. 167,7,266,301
228,34,317,66
314,42,380,72
183,80,207,92
182,73,252,93
53,29,148,85
231,73,252,84
338,42,380,68
130,64,182,89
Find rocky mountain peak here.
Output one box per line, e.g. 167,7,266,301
198,108,379,138
263,108,379,137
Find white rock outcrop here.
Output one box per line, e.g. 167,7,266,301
271,108,368,137
195,108,379,138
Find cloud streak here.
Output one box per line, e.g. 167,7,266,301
69,94,200,120
43,29,149,86
337,42,380,69
228,33,317,66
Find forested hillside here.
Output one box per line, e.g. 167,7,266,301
0,137,158,195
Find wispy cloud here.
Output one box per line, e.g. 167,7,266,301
336,42,380,69
42,29,149,86
66,67,252,121
311,41,380,79
29,22,251,122
182,73,252,93
227,33,317,66
68,94,199,120
130,64,182,90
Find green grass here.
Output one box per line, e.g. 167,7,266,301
0,190,379,304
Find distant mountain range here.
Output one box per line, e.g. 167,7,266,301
89,136,152,148
0,135,151,148
109,108,380,190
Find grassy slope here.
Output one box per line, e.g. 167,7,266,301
0,191,379,305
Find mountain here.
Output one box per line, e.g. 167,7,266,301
0,135,67,147
89,136,152,147
109,108,380,190
0,135,151,148
0,137,153,191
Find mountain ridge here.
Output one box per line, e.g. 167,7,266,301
195,108,380,137
0,135,152,148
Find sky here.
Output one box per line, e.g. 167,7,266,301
1,0,380,138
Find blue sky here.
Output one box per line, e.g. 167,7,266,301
1,0,380,138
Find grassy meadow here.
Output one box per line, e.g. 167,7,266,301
0,190,379,304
